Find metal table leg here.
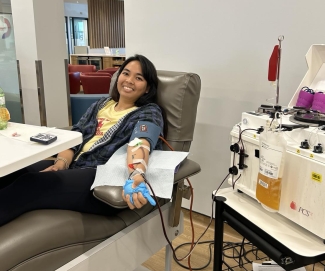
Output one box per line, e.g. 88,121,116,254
213,196,226,271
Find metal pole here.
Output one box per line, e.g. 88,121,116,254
35,60,47,126
276,35,284,105
213,196,226,271
16,60,25,123
64,59,72,126
164,244,172,271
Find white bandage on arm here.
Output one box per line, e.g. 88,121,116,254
129,168,145,179
132,158,148,170
128,138,151,152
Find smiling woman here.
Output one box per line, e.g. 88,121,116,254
0,54,166,224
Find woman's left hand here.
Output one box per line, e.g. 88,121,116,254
122,191,148,209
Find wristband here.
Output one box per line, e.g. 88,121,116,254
54,157,69,169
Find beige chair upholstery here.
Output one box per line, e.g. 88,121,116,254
0,70,201,271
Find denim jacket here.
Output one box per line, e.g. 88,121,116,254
69,97,163,169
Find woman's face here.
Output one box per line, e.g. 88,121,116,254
117,60,148,103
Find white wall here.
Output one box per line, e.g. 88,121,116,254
124,0,325,216
12,0,70,127
64,2,88,18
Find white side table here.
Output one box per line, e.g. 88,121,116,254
0,122,82,177
213,188,325,270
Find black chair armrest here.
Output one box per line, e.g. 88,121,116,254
174,159,201,183
94,186,127,209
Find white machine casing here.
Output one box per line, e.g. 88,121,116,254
230,45,325,240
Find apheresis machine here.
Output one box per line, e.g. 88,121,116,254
229,41,325,242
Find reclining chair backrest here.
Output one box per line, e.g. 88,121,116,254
156,70,201,152
108,69,200,150
93,70,201,208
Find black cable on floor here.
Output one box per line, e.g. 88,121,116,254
172,239,251,270
173,238,323,271
172,240,214,270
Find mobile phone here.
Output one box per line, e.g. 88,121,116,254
30,133,57,145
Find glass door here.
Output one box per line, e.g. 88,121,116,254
0,10,23,123
72,18,88,47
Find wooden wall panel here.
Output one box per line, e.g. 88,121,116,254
88,0,125,48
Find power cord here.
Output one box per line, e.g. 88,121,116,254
139,136,198,271
149,136,293,270
172,236,255,270
147,138,234,270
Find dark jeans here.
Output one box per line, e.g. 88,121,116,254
0,160,118,226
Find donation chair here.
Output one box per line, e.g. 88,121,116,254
0,70,201,271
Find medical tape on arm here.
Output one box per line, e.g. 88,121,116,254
129,168,145,179
132,158,148,170
128,138,150,152
128,138,149,171
132,144,150,152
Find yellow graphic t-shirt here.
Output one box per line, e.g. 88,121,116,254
76,100,137,159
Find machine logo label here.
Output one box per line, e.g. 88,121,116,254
298,207,313,217
290,201,313,217
311,172,322,183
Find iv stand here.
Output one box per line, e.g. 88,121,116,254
276,35,284,105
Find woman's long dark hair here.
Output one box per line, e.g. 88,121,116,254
110,54,158,107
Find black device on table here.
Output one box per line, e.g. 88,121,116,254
30,133,57,145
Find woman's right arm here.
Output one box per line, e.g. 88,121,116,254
41,149,74,172
41,98,107,172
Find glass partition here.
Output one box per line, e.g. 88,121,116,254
0,7,23,123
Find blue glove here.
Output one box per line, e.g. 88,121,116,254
123,179,156,206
